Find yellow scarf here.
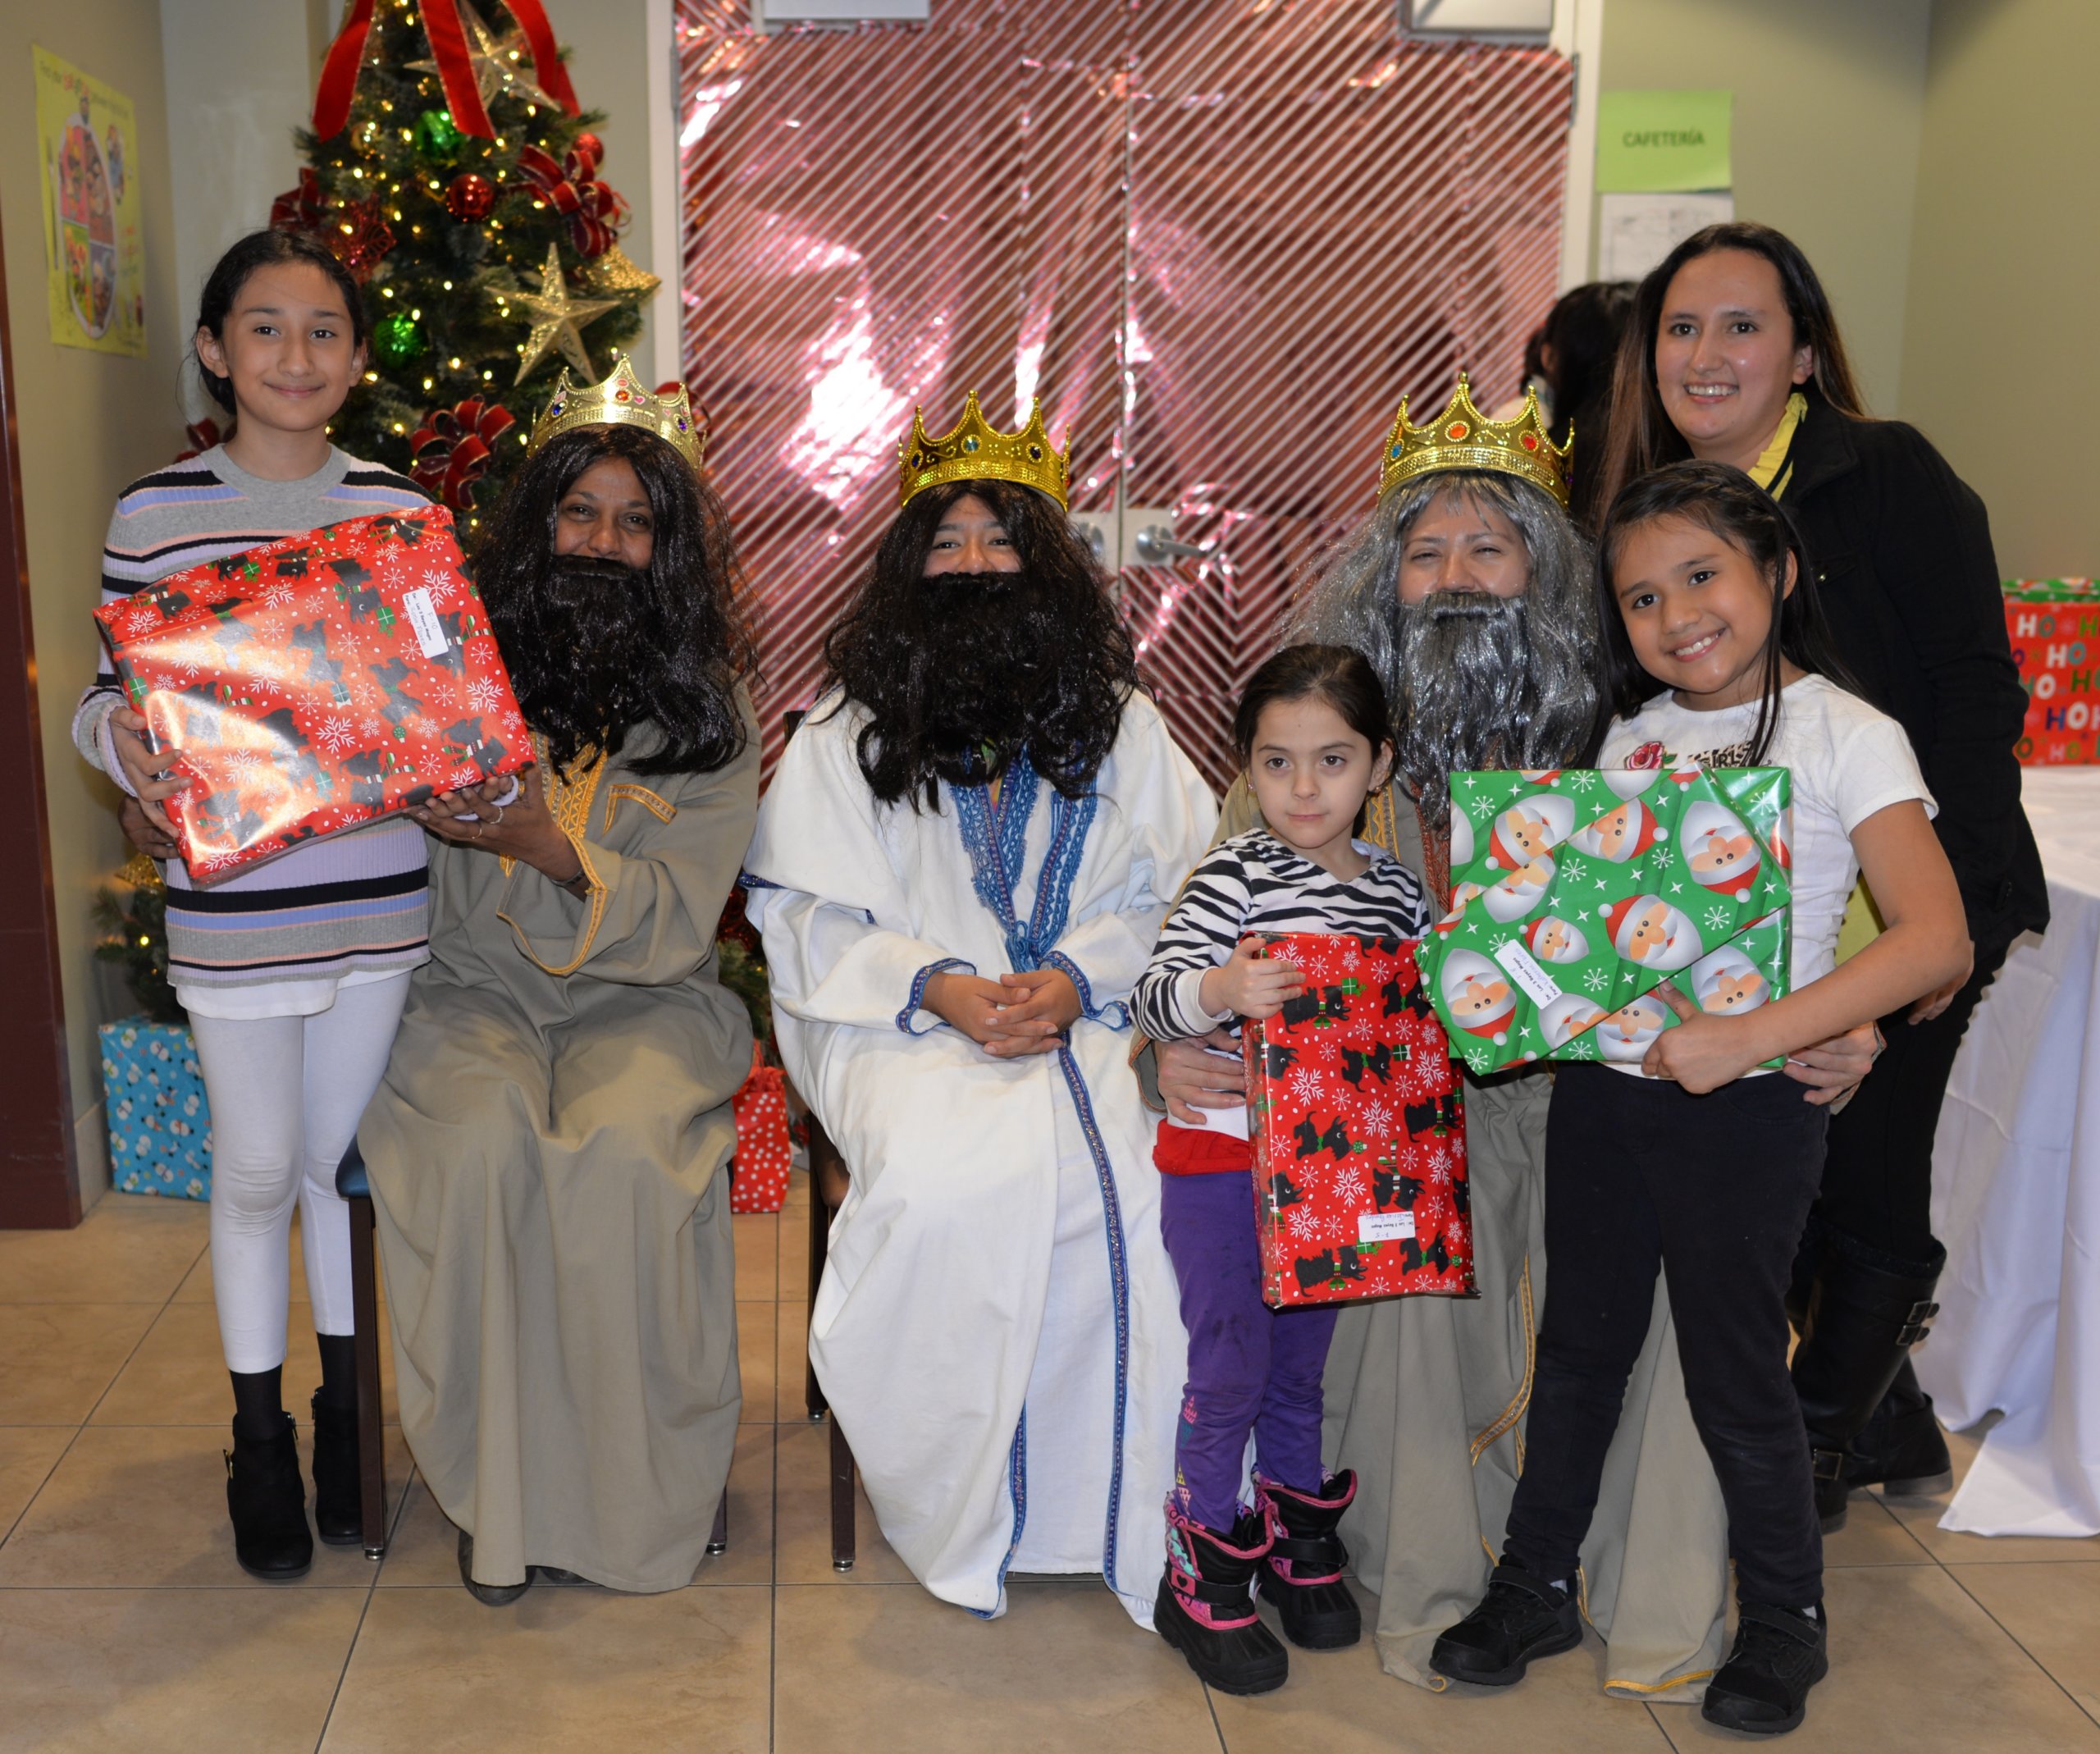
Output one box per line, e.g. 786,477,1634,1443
1748,391,1808,500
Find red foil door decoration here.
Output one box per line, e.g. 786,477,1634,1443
678,1,1572,788
1243,934,1472,1309
94,509,532,883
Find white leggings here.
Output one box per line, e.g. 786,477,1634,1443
188,975,410,1374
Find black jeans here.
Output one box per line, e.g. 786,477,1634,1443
1503,1065,1828,1608
1810,935,2013,1268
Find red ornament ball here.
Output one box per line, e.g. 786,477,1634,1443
445,172,495,222
572,131,604,161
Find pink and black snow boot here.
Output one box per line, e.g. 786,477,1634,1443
1255,1471,1362,1650
1156,1503,1290,1694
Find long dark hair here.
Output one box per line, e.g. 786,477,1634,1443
1538,280,1637,529
1596,222,1873,516
474,423,756,778
821,477,1140,808
1591,459,1861,765
193,230,370,420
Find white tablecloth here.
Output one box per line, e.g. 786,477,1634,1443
1917,766,2100,1536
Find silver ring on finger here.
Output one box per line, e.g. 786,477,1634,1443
489,803,506,829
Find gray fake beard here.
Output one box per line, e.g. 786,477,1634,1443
1390,592,1546,825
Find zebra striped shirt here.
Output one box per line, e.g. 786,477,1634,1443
1132,827,1432,1041
74,445,435,1016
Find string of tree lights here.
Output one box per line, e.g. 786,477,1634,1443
283,0,660,535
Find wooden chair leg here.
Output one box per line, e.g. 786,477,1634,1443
805,1161,829,1422
347,1193,388,1560
829,1413,856,1573
707,1484,728,1555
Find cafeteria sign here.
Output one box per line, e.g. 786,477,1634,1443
1596,89,1732,194
34,47,147,356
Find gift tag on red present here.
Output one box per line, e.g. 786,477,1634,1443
1244,934,1472,1309
94,509,531,883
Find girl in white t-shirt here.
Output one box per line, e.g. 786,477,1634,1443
1431,462,1970,1738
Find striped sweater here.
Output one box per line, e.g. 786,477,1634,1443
1132,827,1432,1041
75,445,435,1016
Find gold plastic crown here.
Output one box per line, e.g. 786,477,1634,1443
898,392,1070,509
1378,374,1572,508
527,354,707,472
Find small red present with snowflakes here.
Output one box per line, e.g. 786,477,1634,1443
730,1044,792,1214
93,508,530,883
1244,933,1473,1309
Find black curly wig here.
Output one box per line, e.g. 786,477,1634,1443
472,423,756,779
820,478,1140,809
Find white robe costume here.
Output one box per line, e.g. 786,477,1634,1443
744,692,1216,1624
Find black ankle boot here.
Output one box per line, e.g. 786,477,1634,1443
1702,1601,1829,1736
1255,1472,1361,1651
1792,1241,1944,1532
309,1391,360,1546
458,1528,532,1606
1845,1358,1954,1499
225,1414,313,1579
1430,1563,1582,1687
1156,1507,1290,1695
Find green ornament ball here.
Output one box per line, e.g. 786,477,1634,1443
370,311,427,369
413,108,464,165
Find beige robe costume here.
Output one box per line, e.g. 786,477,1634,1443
1212,774,1731,1699
360,710,758,1592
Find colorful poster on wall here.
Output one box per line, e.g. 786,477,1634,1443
1596,89,1732,194
34,47,147,356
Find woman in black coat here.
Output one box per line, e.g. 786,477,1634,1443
1595,222,2048,1531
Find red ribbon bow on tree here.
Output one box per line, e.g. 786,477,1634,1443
409,397,518,511
515,138,629,259
313,0,579,142
267,170,395,283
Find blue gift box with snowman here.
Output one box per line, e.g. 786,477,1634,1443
98,1018,212,1200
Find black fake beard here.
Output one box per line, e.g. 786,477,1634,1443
522,555,652,764
887,569,1069,780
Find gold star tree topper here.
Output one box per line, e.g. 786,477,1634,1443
503,244,619,383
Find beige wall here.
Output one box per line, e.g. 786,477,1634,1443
1594,0,1933,415
1899,0,2098,578
2,0,187,1206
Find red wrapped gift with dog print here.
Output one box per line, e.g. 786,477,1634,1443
94,509,531,883
1244,933,1472,1309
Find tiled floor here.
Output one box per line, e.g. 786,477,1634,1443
4,1190,2099,1753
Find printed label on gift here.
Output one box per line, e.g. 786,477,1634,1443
403,587,450,660
1492,936,1564,1007
1358,1210,1417,1244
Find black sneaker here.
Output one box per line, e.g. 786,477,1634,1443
1702,1601,1829,1736
1430,1564,1581,1687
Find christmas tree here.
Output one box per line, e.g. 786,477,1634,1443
280,0,661,540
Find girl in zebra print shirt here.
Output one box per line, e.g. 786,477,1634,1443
1138,645,1431,1698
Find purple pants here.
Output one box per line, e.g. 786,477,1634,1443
1159,1167,1339,1532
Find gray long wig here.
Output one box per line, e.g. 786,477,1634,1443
1281,471,1598,826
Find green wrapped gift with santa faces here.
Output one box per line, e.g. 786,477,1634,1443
1418,765,1793,1076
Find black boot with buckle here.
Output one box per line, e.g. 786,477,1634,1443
1845,1357,1954,1500
1792,1238,1945,1532
225,1412,313,1580
308,1391,361,1547
1430,1563,1582,1688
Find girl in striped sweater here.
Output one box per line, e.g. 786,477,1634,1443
75,231,428,1580
1133,644,1431,1695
